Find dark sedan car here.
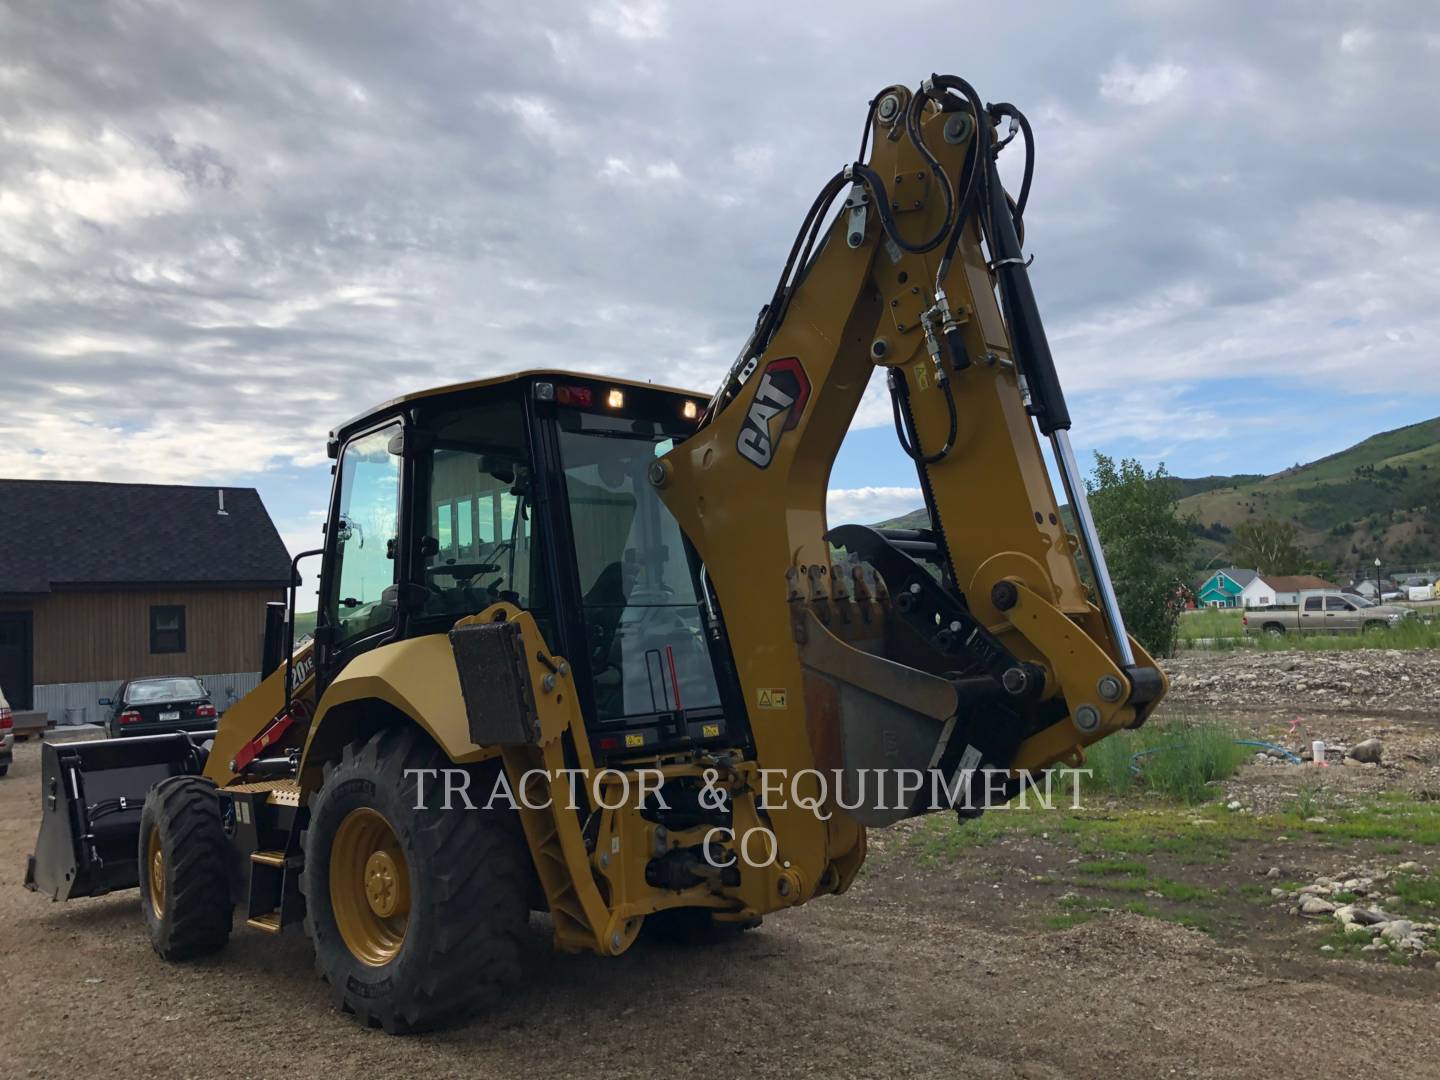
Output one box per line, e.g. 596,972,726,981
100,676,218,738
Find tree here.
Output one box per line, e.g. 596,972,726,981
1086,454,1195,657
1228,518,1306,575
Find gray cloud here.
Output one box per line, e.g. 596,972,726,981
2,0,1438,488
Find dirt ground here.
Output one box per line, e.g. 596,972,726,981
4,650,1439,1079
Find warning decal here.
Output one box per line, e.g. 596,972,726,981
756,688,788,710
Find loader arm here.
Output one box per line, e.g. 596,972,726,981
657,77,1166,889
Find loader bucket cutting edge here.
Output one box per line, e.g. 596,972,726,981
24,731,212,901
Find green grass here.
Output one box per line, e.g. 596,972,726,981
1049,892,1216,934
1391,872,1440,912
1177,606,1440,652
1278,791,1440,845
1248,616,1440,652
1079,711,1251,805
1043,911,1097,930
1075,858,1148,876
1177,608,1244,640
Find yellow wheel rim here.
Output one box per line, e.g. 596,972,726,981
146,825,165,920
330,808,410,967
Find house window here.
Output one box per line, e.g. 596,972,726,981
150,605,186,654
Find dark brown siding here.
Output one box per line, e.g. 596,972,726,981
0,586,282,684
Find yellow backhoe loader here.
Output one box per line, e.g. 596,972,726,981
27,74,1165,1033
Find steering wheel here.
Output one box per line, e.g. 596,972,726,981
426,561,501,581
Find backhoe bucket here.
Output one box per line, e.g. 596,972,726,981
25,732,211,901
794,609,960,827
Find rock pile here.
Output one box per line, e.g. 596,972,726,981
1163,649,1440,714
1271,863,1439,962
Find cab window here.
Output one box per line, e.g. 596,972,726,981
1303,596,1323,612
327,423,402,648
417,396,541,624
1325,595,1351,611
556,409,722,723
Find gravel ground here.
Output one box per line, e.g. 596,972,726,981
1164,648,1440,716
5,651,1440,1079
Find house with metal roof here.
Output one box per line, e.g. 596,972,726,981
1196,567,1258,608
0,480,292,728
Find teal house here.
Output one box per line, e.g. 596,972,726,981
1196,567,1258,608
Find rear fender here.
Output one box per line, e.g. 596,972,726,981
298,634,498,791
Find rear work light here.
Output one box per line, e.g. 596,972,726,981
119,710,142,725
605,388,625,409
0,707,11,730
682,400,699,420
196,704,217,719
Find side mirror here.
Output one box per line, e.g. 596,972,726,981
98,697,111,706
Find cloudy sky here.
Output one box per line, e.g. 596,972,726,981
4,0,1439,562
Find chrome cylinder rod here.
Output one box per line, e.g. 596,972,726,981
1050,428,1135,668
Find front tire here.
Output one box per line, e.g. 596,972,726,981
138,776,233,960
301,727,530,1034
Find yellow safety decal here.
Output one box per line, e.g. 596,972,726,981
913,363,929,390
624,733,645,748
756,688,788,710
701,723,720,737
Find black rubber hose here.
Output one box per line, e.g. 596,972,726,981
890,367,959,466
926,75,991,284
987,101,1034,230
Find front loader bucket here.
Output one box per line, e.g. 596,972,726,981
25,732,211,901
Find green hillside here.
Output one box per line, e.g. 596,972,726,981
1178,416,1440,575
871,417,1440,575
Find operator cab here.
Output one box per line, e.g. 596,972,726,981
314,372,746,760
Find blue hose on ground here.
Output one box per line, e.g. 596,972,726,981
1128,738,1304,775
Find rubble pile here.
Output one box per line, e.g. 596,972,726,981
1272,862,1440,963
1163,649,1440,714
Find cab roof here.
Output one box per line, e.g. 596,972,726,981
331,369,706,442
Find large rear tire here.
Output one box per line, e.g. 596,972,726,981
138,776,233,960
301,727,530,1034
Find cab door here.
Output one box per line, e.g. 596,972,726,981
316,420,405,682
1298,595,1324,634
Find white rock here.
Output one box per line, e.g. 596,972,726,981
1320,945,1335,953
1380,920,1416,942
1300,896,1337,915
1265,867,1282,879
1349,907,1389,926
1343,922,1374,937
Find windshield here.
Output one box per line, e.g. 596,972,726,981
127,678,206,703
557,408,721,723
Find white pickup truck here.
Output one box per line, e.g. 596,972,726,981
1243,590,1415,636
